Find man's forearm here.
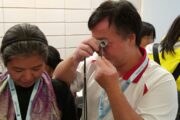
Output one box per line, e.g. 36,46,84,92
53,56,79,85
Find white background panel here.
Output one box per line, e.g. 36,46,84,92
4,8,36,22
0,0,2,7
3,0,35,8
0,23,4,37
36,23,65,35
35,0,64,8
36,9,64,22
65,48,76,58
65,0,91,9
0,8,3,22
47,36,65,48
65,10,90,22
57,48,66,59
65,23,90,35
92,0,104,9
66,35,90,47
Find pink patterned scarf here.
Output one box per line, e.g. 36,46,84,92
0,72,61,120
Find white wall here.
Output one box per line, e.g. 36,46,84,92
2,0,178,58
127,0,141,13
141,0,180,42
0,0,105,59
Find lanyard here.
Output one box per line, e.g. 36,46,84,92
8,75,40,120
98,55,149,120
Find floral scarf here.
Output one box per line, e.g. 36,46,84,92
0,72,61,120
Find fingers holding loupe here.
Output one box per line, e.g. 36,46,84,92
98,40,108,57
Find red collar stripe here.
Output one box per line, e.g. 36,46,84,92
123,47,148,83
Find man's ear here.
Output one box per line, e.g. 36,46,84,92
127,33,136,46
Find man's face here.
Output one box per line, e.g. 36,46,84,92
7,54,46,87
92,19,135,69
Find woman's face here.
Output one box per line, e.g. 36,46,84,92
6,54,46,87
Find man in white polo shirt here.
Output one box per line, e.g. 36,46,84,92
54,0,178,120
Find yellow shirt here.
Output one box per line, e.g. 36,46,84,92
146,42,180,91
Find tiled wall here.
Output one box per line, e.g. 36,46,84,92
0,0,140,59
0,0,105,59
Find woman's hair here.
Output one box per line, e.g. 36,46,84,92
0,23,48,66
160,15,180,59
47,45,63,70
139,21,156,40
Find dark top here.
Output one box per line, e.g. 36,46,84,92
15,79,77,120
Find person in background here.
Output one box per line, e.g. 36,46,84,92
0,23,77,120
46,45,63,78
140,21,156,48
146,15,180,120
45,45,81,119
54,0,178,120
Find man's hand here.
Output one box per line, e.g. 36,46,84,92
95,56,120,91
72,38,99,63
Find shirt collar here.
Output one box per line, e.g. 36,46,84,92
122,47,148,83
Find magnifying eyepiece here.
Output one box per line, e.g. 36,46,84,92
99,40,108,48
98,40,108,57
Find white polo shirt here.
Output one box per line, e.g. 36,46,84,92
71,51,178,120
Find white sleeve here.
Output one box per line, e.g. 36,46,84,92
70,53,98,92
